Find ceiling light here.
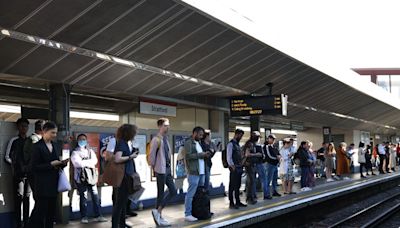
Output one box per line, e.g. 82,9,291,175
1,29,10,36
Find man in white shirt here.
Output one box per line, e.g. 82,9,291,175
378,143,386,174
183,127,211,222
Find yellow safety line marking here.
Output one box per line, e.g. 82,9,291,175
185,177,379,228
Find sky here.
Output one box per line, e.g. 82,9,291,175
206,0,400,69
183,0,400,108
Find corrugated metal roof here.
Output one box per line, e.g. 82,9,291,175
0,0,399,133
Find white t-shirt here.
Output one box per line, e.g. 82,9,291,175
195,141,205,175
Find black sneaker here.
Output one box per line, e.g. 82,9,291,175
237,202,247,207
249,200,257,205
126,211,138,217
273,192,282,197
229,203,239,209
264,196,272,200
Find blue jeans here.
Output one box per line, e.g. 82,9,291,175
254,163,268,198
185,174,205,216
76,182,102,218
204,166,211,191
301,166,310,188
265,163,278,196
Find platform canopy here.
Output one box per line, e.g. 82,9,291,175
0,0,399,133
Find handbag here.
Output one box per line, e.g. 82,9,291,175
58,170,71,192
81,167,99,185
102,155,125,187
127,172,142,194
80,150,99,185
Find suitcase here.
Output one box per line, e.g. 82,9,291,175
192,186,211,220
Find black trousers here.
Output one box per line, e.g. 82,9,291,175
112,175,129,228
28,197,56,228
245,165,256,201
379,154,386,173
14,176,31,228
155,170,177,209
228,167,242,205
359,163,366,176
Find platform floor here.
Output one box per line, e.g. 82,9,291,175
56,170,399,228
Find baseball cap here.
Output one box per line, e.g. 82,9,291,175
268,134,276,139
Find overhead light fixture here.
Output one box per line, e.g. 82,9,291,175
70,111,119,121
0,104,20,113
1,29,10,36
96,52,111,61
111,57,134,67
271,129,297,135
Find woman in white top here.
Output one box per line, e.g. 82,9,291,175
71,134,107,224
279,139,295,194
389,143,397,171
358,142,367,178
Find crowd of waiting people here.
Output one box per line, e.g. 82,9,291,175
4,117,400,228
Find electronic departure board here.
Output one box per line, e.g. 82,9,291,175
230,94,288,117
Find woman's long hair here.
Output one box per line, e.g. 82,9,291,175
328,142,336,154
116,124,138,142
297,141,307,153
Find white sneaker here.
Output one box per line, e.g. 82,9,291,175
185,215,198,222
343,177,350,180
159,217,171,227
94,216,107,222
81,217,89,224
326,178,334,182
305,187,312,191
152,209,161,226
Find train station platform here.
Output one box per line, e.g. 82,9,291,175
55,171,400,228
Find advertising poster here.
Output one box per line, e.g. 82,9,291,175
99,133,114,177
132,134,148,182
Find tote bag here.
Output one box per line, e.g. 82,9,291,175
58,170,72,192
102,155,125,187
80,151,99,185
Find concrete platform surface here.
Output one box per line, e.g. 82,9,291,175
55,171,400,228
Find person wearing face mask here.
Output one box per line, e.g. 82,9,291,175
71,134,107,224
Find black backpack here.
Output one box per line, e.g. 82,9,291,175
192,187,211,220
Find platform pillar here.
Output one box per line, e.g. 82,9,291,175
49,83,71,225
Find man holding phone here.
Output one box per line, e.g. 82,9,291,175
183,126,211,222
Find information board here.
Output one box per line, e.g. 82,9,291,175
230,94,288,117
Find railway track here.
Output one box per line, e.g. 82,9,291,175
327,191,400,228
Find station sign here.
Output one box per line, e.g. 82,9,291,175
229,94,288,117
139,99,177,117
